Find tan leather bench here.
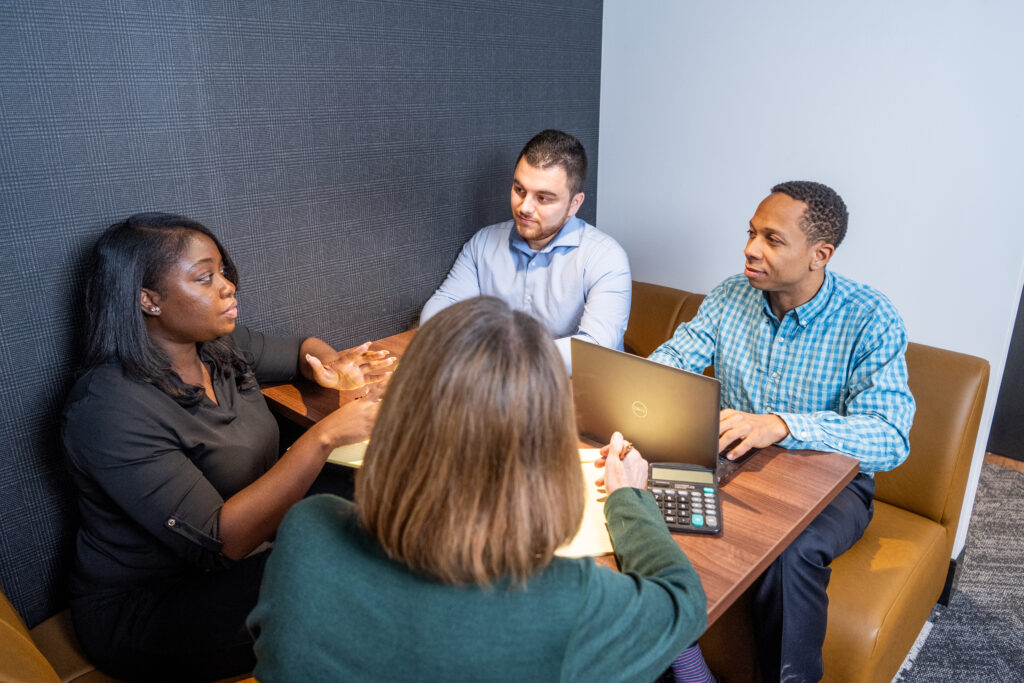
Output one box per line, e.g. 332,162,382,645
822,342,987,682
625,280,989,682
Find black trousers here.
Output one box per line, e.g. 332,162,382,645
753,474,875,683
71,550,270,683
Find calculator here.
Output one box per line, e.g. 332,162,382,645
648,463,722,535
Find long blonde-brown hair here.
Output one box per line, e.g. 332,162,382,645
356,296,584,585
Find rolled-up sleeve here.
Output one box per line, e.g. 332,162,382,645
64,395,233,571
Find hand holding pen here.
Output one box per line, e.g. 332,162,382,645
595,431,649,493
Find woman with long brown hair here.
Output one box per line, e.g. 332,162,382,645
248,296,708,681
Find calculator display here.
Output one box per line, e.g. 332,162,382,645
651,466,714,484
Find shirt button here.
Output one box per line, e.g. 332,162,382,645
167,518,176,527
771,372,779,378
526,296,532,302
529,261,536,267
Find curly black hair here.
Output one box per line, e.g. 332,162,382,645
771,180,848,248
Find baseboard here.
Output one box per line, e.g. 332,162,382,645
939,548,966,606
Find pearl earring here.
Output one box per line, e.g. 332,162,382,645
149,306,160,313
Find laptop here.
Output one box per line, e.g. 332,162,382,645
571,338,753,483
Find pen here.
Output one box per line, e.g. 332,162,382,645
620,441,633,460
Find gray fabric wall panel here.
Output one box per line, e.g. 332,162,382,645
0,0,602,626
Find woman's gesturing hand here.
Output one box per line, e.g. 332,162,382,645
306,342,395,391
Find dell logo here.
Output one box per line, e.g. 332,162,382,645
631,400,648,418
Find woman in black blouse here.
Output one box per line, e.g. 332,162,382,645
62,212,393,681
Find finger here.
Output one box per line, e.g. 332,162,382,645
361,371,393,384
306,353,337,380
718,412,743,436
718,429,742,455
622,450,649,488
603,453,619,479
362,357,397,371
338,342,372,361
364,382,387,401
726,436,754,461
609,431,624,459
595,476,605,487
728,429,760,460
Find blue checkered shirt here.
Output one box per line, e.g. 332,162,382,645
649,271,915,473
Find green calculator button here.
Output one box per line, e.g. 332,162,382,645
691,514,704,527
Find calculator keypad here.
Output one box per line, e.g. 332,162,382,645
650,482,722,534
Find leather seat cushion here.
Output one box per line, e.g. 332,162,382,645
822,500,948,683
29,609,120,682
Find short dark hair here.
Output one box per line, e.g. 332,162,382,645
771,180,849,248
516,129,588,196
81,212,254,405
357,296,583,586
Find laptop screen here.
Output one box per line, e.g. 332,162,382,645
571,338,721,472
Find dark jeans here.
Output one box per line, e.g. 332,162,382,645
753,474,875,683
70,550,270,682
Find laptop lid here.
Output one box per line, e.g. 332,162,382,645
571,338,721,472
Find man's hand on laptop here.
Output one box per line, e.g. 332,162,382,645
595,431,649,493
718,410,790,460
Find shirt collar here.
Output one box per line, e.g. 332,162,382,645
509,215,584,255
760,270,836,327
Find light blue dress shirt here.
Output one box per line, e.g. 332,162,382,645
649,271,915,473
420,216,631,370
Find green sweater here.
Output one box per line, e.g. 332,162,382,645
248,488,707,682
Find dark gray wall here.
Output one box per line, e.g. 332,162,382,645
0,0,602,626
987,286,1024,461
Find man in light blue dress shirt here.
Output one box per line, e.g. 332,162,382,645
650,181,915,682
420,130,631,370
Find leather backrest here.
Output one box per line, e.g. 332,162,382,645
0,586,61,683
624,281,692,357
874,342,989,553
671,292,706,331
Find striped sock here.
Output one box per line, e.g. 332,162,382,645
671,644,717,683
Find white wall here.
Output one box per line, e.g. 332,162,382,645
597,0,1024,556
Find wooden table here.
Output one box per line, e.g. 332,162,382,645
262,329,859,626
594,445,856,624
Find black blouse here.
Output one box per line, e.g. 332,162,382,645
62,325,302,597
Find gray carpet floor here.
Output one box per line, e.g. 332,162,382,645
894,462,1024,682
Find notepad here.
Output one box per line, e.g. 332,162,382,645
327,439,369,467
326,443,614,557
556,448,615,558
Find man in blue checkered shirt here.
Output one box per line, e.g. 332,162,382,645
650,181,915,683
